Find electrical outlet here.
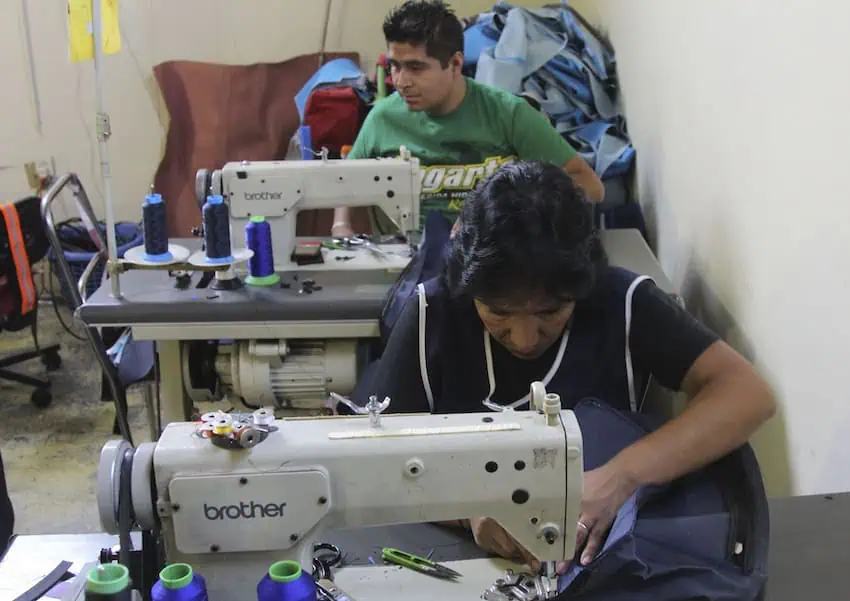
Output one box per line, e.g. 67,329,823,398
24,162,40,190
23,159,55,192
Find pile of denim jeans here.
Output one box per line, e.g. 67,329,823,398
463,2,634,182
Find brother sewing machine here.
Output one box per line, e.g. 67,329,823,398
194,148,421,272
93,383,584,600
55,154,425,427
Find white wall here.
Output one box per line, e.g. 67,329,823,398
597,0,850,497
1,0,597,221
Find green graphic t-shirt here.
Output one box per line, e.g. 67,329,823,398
348,78,578,227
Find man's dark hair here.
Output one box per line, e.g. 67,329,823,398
383,0,464,67
445,161,608,307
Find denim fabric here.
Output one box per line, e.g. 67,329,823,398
465,2,634,179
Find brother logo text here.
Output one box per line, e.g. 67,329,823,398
204,501,287,520
243,191,283,201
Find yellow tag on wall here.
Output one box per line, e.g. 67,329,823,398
68,0,121,62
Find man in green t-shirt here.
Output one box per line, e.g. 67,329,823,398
331,0,604,238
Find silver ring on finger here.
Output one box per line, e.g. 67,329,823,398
577,520,590,531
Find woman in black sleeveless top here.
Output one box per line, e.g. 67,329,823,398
356,161,775,570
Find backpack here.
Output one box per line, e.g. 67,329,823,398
303,86,369,157
561,399,770,601
378,211,453,348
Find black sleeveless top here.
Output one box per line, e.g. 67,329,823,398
416,267,654,414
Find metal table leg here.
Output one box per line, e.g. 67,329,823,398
156,340,191,426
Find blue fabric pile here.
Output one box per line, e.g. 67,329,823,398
464,2,634,181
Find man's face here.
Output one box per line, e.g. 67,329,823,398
474,296,576,360
387,42,461,113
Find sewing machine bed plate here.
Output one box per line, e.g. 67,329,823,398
78,229,672,329
0,493,843,601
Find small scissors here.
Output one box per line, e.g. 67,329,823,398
381,548,462,581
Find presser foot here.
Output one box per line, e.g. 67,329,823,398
481,569,559,601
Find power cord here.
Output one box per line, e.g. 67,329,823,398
44,258,87,342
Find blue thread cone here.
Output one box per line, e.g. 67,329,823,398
257,560,316,601
142,193,173,262
202,195,233,263
151,563,208,601
245,216,279,286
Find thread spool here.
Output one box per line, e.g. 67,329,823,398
151,563,208,601
257,561,316,601
212,414,233,436
253,407,275,426
202,195,233,263
298,126,313,161
142,193,173,262
245,216,280,286
85,564,132,601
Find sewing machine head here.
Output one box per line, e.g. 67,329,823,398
195,150,421,270
96,384,582,599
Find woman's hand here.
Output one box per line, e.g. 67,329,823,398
574,460,639,565
468,517,572,575
469,517,538,570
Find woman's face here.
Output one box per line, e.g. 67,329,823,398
474,296,576,359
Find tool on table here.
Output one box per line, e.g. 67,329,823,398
316,579,357,601
291,240,324,266
312,542,343,580
381,548,462,581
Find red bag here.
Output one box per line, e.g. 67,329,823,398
303,87,367,156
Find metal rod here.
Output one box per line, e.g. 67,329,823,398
92,0,122,299
19,0,42,134
318,0,333,67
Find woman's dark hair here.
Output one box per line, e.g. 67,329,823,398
444,160,608,306
383,0,464,68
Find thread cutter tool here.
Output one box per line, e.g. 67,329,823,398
381,548,462,580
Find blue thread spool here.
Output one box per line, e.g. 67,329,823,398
151,563,208,601
245,216,280,286
202,195,233,263
298,126,313,160
142,193,173,262
85,563,132,601
257,560,316,601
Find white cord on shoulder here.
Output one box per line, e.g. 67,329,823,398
417,283,435,411
625,275,652,412
482,327,570,411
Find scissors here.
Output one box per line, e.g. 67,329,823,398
381,548,462,580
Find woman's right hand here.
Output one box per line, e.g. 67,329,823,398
468,517,539,571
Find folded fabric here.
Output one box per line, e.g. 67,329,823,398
466,2,634,180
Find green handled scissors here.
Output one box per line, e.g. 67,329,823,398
381,548,462,580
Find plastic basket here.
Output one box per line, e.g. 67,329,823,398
48,221,143,306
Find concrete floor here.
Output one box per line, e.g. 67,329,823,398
0,303,154,535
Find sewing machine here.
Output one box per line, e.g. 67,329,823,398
195,150,421,272
147,153,421,415
95,383,584,600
